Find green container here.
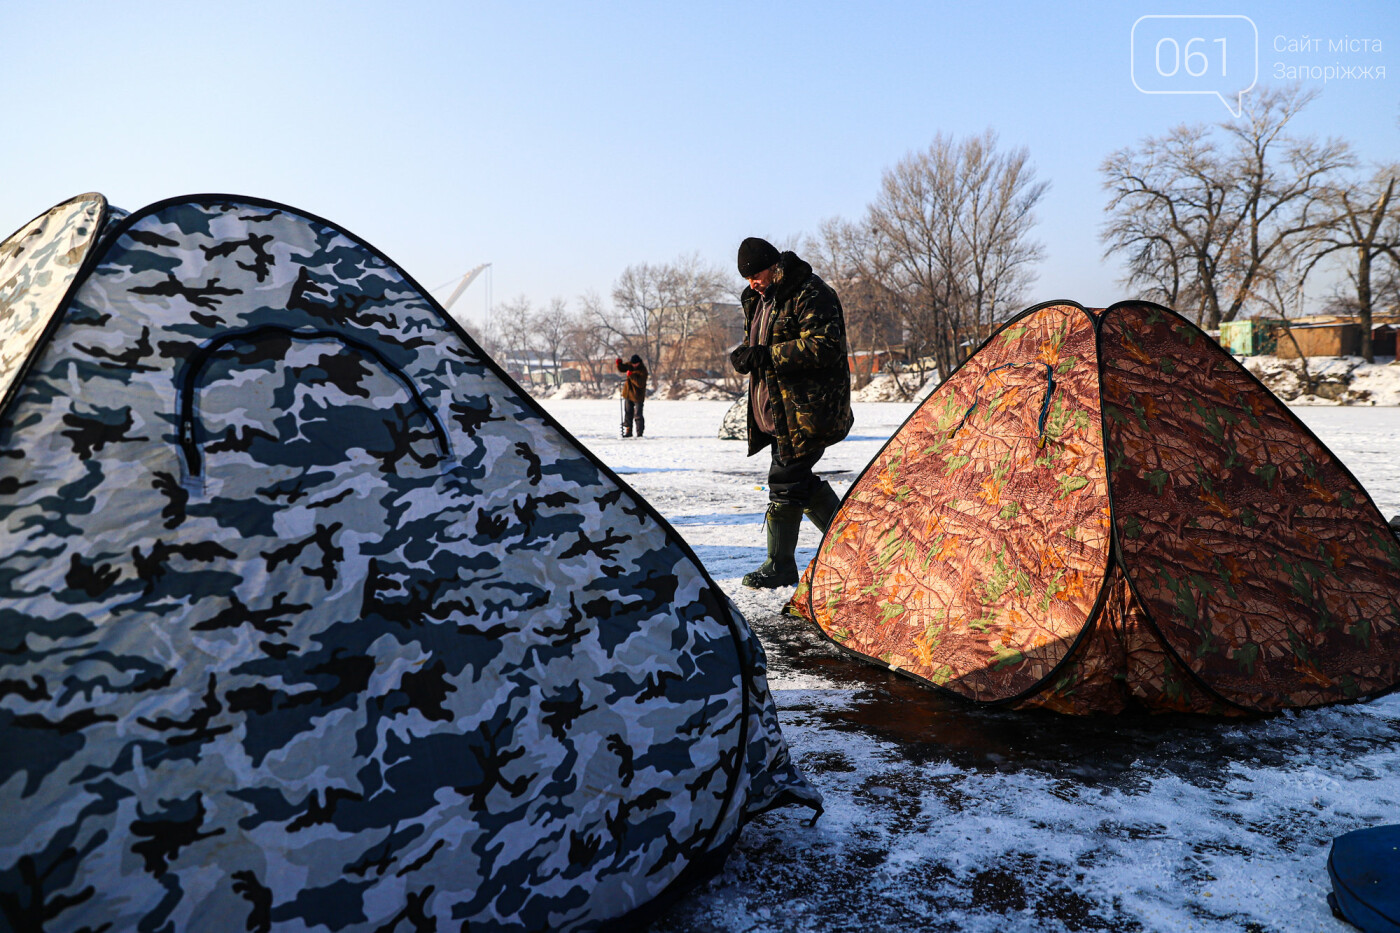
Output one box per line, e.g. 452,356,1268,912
1219,320,1281,356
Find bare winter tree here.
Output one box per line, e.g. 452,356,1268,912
1101,86,1353,329
489,295,537,382
454,317,496,359
1250,255,1319,396
805,216,907,391
606,262,672,375
957,131,1049,337
603,254,734,395
566,291,617,391
533,297,572,374
659,253,736,393
867,135,966,379
1101,123,1217,316
1103,205,1194,308
1303,164,1400,361
868,130,1048,378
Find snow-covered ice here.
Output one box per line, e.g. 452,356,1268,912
542,399,1400,933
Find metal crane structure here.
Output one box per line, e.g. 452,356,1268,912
432,263,492,332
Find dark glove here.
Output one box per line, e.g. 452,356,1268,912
730,345,770,374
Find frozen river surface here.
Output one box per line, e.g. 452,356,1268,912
543,399,1400,933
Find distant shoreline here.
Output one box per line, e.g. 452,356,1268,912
536,359,1400,407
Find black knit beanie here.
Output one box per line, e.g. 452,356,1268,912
629,354,642,364
737,237,780,277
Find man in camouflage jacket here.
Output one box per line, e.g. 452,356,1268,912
731,237,853,588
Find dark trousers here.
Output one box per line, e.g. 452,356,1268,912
768,447,824,506
624,398,644,435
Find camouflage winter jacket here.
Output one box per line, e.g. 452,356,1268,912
738,251,853,461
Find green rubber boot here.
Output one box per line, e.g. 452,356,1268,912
804,480,841,534
742,502,803,588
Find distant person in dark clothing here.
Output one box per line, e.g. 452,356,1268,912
616,354,648,437
730,237,853,588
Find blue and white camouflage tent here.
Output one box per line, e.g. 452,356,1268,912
0,193,820,931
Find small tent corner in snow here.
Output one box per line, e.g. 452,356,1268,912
719,392,747,440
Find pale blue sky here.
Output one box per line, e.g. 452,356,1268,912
3,1,1396,327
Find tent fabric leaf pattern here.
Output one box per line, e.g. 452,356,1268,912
794,300,1400,715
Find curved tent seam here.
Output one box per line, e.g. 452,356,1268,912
96,190,758,882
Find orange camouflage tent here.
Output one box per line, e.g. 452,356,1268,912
791,300,1400,715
